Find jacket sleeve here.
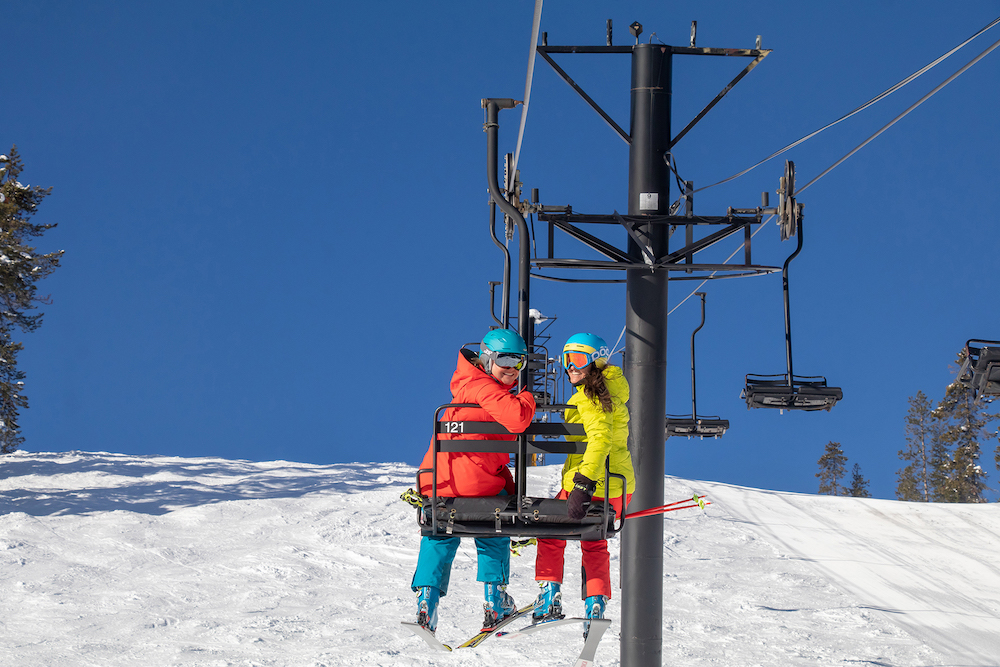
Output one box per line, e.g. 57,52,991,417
473,380,536,434
575,397,615,481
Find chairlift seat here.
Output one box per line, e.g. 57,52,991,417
418,495,618,540
742,374,842,411
958,340,1000,398
665,416,729,439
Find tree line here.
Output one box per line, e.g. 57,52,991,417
816,351,998,502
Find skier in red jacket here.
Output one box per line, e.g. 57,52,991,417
412,329,536,634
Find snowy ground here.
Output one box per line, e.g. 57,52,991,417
0,451,996,666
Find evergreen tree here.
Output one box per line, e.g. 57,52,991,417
816,441,847,496
848,463,871,498
895,463,920,501
934,352,995,503
0,147,62,453
896,390,942,501
927,417,954,502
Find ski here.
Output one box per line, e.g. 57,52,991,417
496,616,611,666
575,618,611,667
400,621,453,652
456,603,537,649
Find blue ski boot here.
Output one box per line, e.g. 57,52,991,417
482,582,517,630
583,594,607,638
532,581,565,622
416,586,440,634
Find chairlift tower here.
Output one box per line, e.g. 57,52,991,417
621,39,671,667
477,17,840,667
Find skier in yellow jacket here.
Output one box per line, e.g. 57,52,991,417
533,333,635,633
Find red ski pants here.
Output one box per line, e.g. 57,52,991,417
534,490,631,599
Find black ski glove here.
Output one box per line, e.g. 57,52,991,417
566,473,597,520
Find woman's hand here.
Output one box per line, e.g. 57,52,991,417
567,473,597,520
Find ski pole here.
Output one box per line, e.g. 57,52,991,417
624,494,710,520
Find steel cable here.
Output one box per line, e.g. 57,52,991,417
695,16,1000,195
508,0,544,193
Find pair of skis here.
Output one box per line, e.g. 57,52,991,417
400,602,534,652
402,606,611,666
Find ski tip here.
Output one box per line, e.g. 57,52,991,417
401,621,453,651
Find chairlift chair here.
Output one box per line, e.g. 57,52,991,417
414,402,627,541
666,292,729,439
957,339,1000,399
742,373,842,411
742,166,842,412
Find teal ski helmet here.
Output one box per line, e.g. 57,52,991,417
562,332,610,370
480,328,528,373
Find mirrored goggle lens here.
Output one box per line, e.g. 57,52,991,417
494,353,526,370
563,351,591,370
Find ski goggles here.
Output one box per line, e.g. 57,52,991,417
493,352,526,370
562,351,593,370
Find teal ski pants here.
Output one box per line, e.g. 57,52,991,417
411,535,510,596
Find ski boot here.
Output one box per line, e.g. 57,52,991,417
416,586,440,634
583,594,607,638
482,582,517,630
531,581,565,623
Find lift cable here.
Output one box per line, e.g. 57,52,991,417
664,19,1000,321
796,30,1000,195
508,0,545,193
692,15,1000,196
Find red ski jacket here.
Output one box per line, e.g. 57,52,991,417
418,349,536,497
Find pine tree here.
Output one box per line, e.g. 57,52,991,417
0,146,62,453
928,417,953,502
895,463,920,501
848,463,871,498
896,391,941,501
816,441,847,496
934,351,996,503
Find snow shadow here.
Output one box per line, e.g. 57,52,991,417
0,451,415,517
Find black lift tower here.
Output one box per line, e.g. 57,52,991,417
622,41,671,667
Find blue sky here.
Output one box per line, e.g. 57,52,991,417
5,1,1000,499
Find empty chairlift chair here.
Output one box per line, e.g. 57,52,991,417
957,339,1000,400
666,292,729,439
741,203,842,412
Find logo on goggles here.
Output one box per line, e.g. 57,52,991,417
562,345,610,370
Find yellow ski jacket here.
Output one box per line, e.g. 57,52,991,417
561,365,636,499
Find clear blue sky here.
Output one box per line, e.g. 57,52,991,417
5,1,1000,499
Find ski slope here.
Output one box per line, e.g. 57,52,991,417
0,450,995,666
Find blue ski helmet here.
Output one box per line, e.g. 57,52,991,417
480,328,528,373
562,332,610,370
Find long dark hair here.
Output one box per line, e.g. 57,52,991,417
579,363,614,413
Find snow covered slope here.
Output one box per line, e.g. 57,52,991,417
0,451,994,666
